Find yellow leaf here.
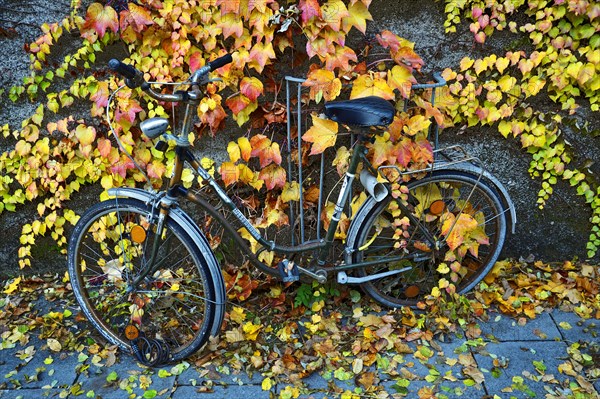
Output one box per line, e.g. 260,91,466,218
559,321,572,330
403,115,431,136
495,57,510,74
243,322,263,340
281,182,300,202
460,57,474,71
311,299,325,312
350,74,395,100
498,75,516,92
238,137,252,162
302,114,338,155
227,141,241,163
230,306,246,324
261,377,273,391
225,328,245,343
344,0,372,34
75,124,96,146
4,277,21,294
387,64,414,98
474,59,488,75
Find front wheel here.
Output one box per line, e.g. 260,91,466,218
350,171,507,308
68,198,220,362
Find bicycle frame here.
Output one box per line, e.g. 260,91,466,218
154,130,432,284
108,68,513,286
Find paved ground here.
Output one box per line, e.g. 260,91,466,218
0,302,598,399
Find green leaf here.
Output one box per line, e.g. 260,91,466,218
106,371,118,382
143,390,157,399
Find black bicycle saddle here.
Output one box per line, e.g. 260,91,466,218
323,96,395,127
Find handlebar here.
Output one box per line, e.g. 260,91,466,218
108,53,234,97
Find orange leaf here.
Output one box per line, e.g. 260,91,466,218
216,0,241,14
220,161,240,186
303,68,342,102
302,114,338,155
259,165,286,190
82,3,119,39
325,45,358,72
147,160,166,179
250,135,282,168
441,213,478,251
392,138,413,168
120,3,153,32
394,47,424,71
226,94,252,115
376,30,401,53
97,138,112,158
370,133,395,168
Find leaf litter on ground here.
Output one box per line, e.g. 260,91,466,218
0,259,598,398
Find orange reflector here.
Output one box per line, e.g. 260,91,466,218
131,225,147,243
405,285,420,298
125,325,139,340
429,200,446,215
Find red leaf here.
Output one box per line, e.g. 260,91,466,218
226,94,252,115
240,77,264,102
299,0,322,24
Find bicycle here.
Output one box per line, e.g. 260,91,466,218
67,53,516,365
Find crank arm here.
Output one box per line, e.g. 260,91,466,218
297,266,327,284
336,267,412,284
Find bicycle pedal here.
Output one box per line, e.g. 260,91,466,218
278,260,299,283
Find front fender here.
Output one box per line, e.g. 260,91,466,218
107,188,226,337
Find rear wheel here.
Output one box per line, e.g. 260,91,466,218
352,171,507,307
68,198,219,362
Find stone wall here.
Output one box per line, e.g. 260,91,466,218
0,0,598,277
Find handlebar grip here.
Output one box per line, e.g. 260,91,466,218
108,59,139,79
208,54,233,71
108,59,145,89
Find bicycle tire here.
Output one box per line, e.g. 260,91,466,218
349,170,507,308
68,198,220,362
